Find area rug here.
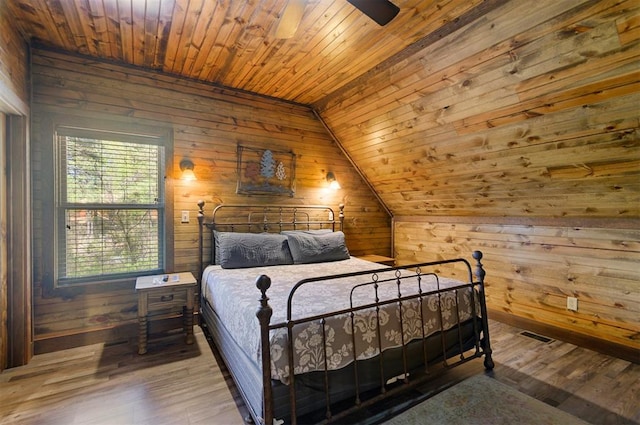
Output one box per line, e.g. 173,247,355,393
381,374,590,425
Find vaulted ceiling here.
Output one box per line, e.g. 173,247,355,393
8,0,489,106
8,0,637,220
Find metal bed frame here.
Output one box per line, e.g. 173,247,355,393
197,202,494,424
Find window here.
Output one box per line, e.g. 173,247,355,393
55,125,168,286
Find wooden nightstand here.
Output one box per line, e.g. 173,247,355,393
358,255,395,266
135,272,197,354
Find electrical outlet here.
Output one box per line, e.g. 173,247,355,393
181,211,190,223
567,296,578,311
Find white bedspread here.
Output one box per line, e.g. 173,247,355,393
202,257,478,383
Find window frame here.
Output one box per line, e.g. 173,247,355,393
39,114,174,297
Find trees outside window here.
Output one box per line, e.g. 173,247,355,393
56,127,166,285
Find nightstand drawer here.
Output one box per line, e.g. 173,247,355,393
147,288,188,312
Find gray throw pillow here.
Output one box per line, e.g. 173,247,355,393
283,230,350,264
215,231,294,269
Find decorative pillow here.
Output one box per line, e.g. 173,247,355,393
283,230,350,264
214,231,293,269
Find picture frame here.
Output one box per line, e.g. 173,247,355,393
236,144,296,197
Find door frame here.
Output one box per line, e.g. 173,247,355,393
1,85,32,369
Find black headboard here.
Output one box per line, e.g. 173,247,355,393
197,202,344,278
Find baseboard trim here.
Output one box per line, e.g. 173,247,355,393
488,309,639,364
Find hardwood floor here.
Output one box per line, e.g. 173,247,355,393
485,321,639,425
1,320,638,424
0,329,249,425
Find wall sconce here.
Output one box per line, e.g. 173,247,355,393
326,171,341,190
180,159,196,181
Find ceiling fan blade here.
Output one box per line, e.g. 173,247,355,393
274,0,306,39
347,0,400,26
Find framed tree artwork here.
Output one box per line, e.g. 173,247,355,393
236,144,296,197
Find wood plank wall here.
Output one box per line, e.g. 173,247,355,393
394,217,639,357
29,48,391,352
0,3,30,370
318,0,640,355
0,3,29,110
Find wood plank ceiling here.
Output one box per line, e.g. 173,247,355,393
7,0,487,106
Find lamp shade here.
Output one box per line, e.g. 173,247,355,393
326,171,341,190
180,159,196,181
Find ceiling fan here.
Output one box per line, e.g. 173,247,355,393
274,0,400,39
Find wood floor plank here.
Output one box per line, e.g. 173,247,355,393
0,321,638,424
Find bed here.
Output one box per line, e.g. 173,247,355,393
197,202,494,425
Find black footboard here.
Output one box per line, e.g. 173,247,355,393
255,252,493,425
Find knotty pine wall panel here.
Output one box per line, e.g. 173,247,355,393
393,218,639,352
30,48,390,351
319,1,639,353
0,2,29,110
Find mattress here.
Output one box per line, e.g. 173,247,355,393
201,257,479,384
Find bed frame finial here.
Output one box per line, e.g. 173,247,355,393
256,274,272,296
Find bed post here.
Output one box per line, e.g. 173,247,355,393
472,251,494,370
256,275,274,425
198,200,205,284
338,203,345,231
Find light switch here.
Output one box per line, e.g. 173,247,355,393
181,211,190,223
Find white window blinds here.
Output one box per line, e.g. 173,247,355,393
56,127,165,284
